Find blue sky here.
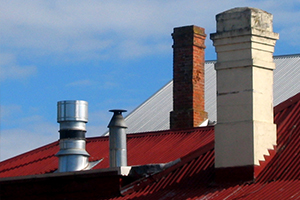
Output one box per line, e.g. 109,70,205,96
1,0,300,160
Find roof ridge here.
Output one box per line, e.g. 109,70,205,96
125,126,214,138
274,92,300,114
273,53,300,59
0,141,58,165
204,53,300,63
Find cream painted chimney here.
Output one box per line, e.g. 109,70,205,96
210,7,279,182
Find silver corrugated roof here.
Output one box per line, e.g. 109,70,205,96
104,54,300,135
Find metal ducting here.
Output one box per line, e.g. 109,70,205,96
56,100,90,172
108,109,128,168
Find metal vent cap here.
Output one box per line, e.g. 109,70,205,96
57,100,88,123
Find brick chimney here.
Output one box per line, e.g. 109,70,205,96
170,25,208,129
210,7,279,182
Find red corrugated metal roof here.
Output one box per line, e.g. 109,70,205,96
0,142,59,177
0,92,299,199
0,126,214,178
113,180,300,200
256,92,300,182
107,92,300,199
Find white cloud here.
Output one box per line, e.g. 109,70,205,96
0,53,37,81
66,79,118,90
66,79,95,87
0,103,57,160
0,122,57,161
0,65,37,81
0,0,260,61
1,0,299,64
0,104,22,119
117,39,170,59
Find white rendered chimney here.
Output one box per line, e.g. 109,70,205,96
210,7,279,181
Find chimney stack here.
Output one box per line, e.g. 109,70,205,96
108,109,128,168
210,7,279,182
56,100,90,172
170,25,208,129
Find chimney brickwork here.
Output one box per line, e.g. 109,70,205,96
170,25,207,129
210,7,279,182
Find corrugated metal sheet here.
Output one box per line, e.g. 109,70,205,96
112,54,300,134
0,55,299,198
256,92,300,182
107,92,300,200
112,180,300,200
0,142,58,177
88,127,214,171
0,92,299,199
120,81,173,134
0,126,214,178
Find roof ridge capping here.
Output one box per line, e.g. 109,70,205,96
273,53,300,59
205,53,300,63
126,125,214,138
274,93,300,114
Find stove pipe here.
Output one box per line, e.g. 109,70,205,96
108,109,128,168
56,100,90,172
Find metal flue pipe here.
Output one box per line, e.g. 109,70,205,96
56,100,90,172
108,109,128,168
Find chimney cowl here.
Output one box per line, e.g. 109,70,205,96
56,100,90,172
108,109,127,128
57,100,88,132
57,100,88,122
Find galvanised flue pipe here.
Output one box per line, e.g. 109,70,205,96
108,109,128,168
56,100,90,172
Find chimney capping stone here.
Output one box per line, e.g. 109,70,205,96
215,7,274,33
173,25,206,36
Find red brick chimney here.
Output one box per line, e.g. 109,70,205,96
170,25,208,129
